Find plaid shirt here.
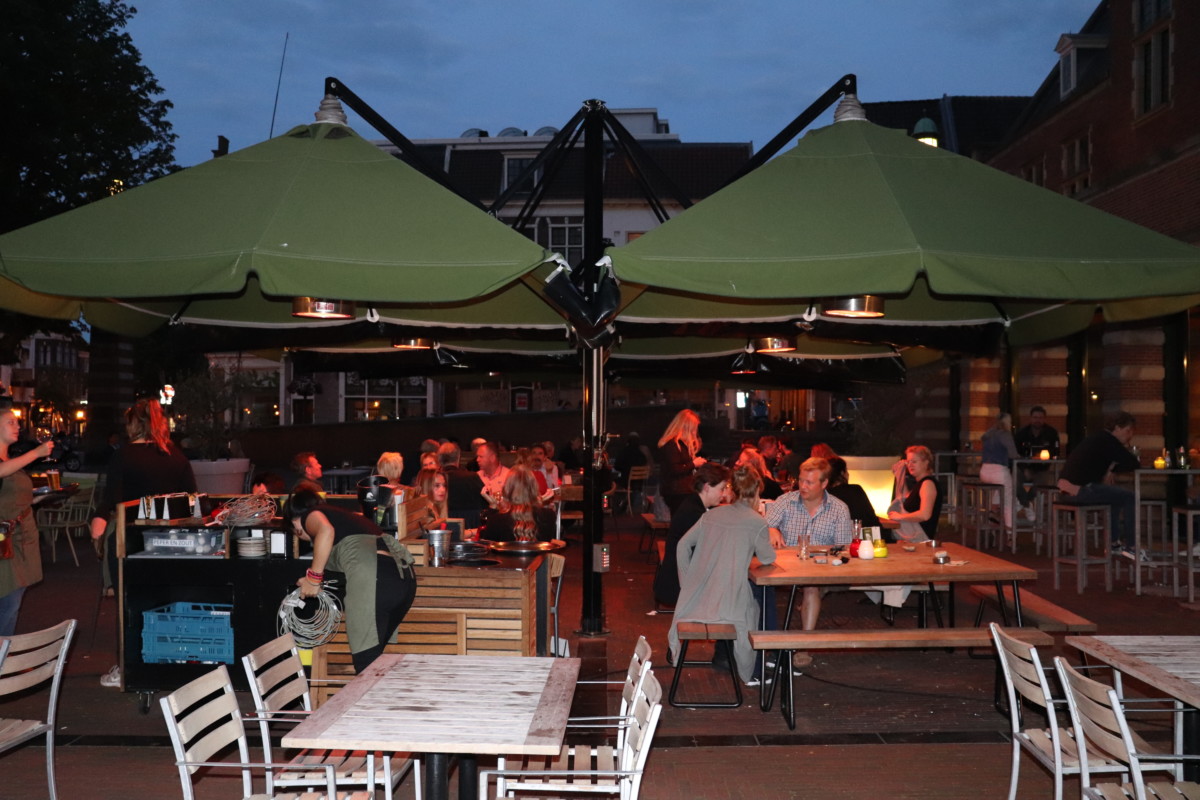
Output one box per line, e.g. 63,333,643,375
764,490,853,547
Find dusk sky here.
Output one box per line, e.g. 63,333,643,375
126,1,1100,168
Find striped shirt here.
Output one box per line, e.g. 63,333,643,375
764,490,853,547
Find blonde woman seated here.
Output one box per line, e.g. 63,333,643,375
375,451,405,486
406,466,448,536
668,464,777,687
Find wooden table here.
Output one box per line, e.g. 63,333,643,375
283,653,580,800
751,540,1037,625
1066,635,1200,779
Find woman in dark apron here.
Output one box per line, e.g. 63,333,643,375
286,486,417,672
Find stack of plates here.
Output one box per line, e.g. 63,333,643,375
235,536,268,559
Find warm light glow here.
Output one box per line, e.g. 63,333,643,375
824,296,885,318
392,337,434,350
1039,449,1051,461
917,136,938,147
12,409,21,418
75,410,86,420
292,297,356,319
843,456,898,521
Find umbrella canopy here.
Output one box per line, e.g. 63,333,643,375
607,116,1200,350
0,121,552,303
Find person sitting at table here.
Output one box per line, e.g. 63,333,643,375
406,466,448,536
826,456,882,532
653,462,730,609
1014,405,1060,459
668,464,776,687
736,447,782,500
438,442,486,528
476,441,510,508
765,456,854,668
250,471,286,495
1059,410,1141,558
478,465,554,542
375,451,406,487
291,450,324,491
887,445,943,542
980,412,1022,531
286,485,417,673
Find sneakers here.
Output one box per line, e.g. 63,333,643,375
1178,543,1200,558
1116,545,1149,562
744,677,761,688
99,665,121,688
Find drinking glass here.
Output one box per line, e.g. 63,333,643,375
798,532,811,561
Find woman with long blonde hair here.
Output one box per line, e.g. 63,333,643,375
657,409,706,513
405,466,449,535
480,464,547,542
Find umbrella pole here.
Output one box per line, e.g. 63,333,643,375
578,346,610,636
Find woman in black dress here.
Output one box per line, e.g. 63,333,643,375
656,409,705,514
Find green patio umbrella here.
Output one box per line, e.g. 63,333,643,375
0,119,553,304
607,112,1200,351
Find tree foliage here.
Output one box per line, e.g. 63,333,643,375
0,0,177,234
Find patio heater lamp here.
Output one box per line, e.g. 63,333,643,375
824,296,885,318
912,117,939,148
291,297,356,320
752,336,795,354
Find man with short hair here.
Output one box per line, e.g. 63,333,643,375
757,435,780,475
1060,411,1141,556
291,451,323,490
529,443,559,495
1015,405,1061,458
476,441,510,506
464,437,487,471
765,457,854,665
438,441,487,526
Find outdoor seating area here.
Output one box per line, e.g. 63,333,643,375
1,504,1199,799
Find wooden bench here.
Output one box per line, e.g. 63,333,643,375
669,621,742,709
640,513,669,554
968,584,1097,632
748,627,1054,729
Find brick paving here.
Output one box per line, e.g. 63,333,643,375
2,512,1198,798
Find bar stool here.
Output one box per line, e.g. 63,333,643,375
1031,485,1059,556
960,481,1005,550
1052,499,1113,593
1119,499,1176,596
1171,505,1200,603
669,621,743,708
936,472,959,527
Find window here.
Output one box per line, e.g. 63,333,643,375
1059,50,1077,97
1061,135,1091,197
536,216,584,267
503,156,538,195
1021,159,1045,188
343,375,427,421
1134,0,1171,33
1134,27,1171,114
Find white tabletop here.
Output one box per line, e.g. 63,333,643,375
283,653,579,755
1066,635,1200,708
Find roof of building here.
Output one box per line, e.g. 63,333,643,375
862,96,1033,160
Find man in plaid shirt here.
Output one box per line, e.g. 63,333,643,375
764,457,853,667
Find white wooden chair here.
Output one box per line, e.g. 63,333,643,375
161,663,370,799
990,623,1126,800
482,668,663,800
0,619,77,800
1054,657,1199,799
567,635,653,748
241,633,420,800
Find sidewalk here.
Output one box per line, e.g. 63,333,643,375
3,512,1198,799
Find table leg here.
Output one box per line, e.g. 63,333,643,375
427,752,450,800
1007,580,1024,627
458,754,478,800
1184,704,1200,782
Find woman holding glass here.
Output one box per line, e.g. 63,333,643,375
657,409,706,514
0,404,54,636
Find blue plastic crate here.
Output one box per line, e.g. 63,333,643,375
141,602,233,664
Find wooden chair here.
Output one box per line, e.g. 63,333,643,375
482,669,663,800
36,486,93,566
547,553,567,656
1054,657,1198,799
556,484,584,538
241,633,420,800
0,619,77,800
620,465,651,515
990,623,1125,800
161,664,370,799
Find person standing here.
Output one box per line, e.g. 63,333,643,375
657,409,706,514
286,486,416,673
1059,411,1141,557
980,412,1020,530
668,464,776,687
90,397,196,687
0,406,54,635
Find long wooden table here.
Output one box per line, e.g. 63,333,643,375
1066,635,1200,780
751,540,1038,627
283,653,580,800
